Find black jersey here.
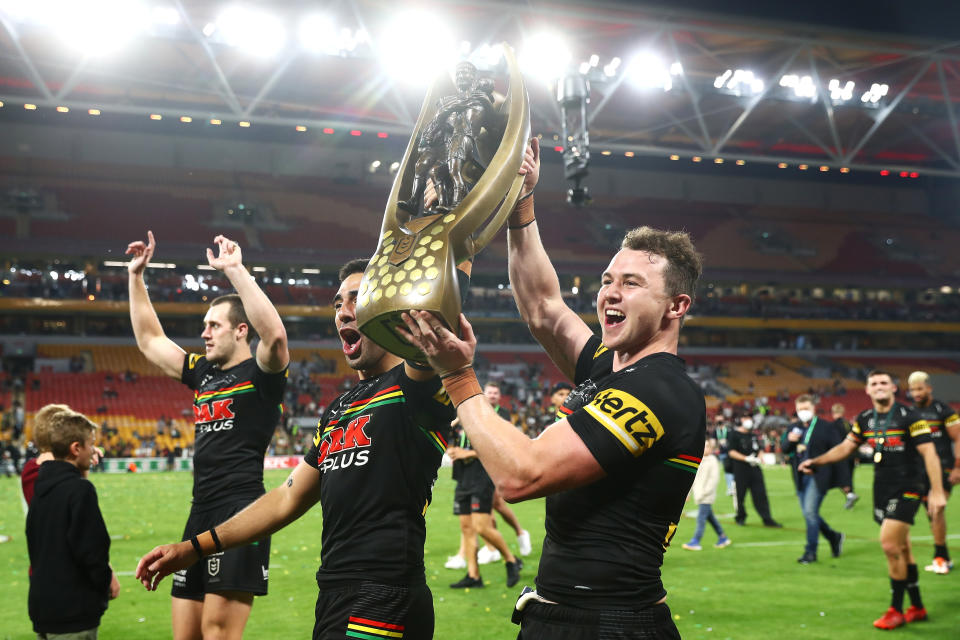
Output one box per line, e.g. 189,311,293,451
181,354,286,507
537,336,706,609
850,403,932,489
911,399,959,470
452,428,493,493
303,364,454,585
727,428,762,459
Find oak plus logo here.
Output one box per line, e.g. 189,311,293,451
318,414,372,473
194,399,236,434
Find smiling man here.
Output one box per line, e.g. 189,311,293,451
400,137,706,640
800,370,946,630
127,231,289,640
135,258,460,640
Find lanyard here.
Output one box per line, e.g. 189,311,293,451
871,403,896,454
802,417,817,446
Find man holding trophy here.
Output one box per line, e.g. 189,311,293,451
136,50,530,639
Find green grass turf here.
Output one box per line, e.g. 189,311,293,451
2,465,959,639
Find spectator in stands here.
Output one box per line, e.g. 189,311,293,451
27,409,120,638
906,371,960,575
728,414,782,528
127,231,289,639
783,394,845,564
682,438,731,551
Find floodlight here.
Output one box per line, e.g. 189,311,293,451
626,52,672,91
299,14,338,54
47,0,149,56
520,32,572,83
780,74,816,99
378,10,456,85
828,79,855,102
861,83,889,104
602,57,621,78
215,6,286,57
469,43,503,70
151,6,179,26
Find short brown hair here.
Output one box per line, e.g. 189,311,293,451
210,294,254,343
621,226,703,300
33,403,71,453
483,381,500,390
866,369,894,383
795,394,815,405
338,258,369,282
48,411,98,460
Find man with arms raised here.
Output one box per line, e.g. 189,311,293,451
800,370,946,629
906,370,960,574
136,258,460,640
402,137,706,639
127,232,289,639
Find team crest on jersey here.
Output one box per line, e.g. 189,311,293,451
584,388,664,456
207,555,221,576
594,343,608,359
317,414,373,473
188,353,202,369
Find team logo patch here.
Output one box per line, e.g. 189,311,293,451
433,387,452,406
593,343,608,359
207,556,221,576
584,388,664,456
188,353,201,369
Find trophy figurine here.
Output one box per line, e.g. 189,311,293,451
355,45,530,361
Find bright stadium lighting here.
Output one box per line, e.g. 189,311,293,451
828,78,855,102
602,56,621,78
520,32,572,83
779,74,816,99
861,82,889,104
626,52,673,91
377,10,456,85
151,5,179,26
299,14,349,55
469,42,503,69
215,6,286,57
717,69,764,96
48,0,149,55
579,61,590,74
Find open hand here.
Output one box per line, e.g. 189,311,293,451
399,311,476,376
519,137,540,198
125,231,156,276
206,235,244,272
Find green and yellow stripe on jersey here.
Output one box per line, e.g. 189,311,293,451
347,616,404,639
322,385,405,436
663,454,701,474
194,380,255,403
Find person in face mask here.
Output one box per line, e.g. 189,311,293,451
783,395,846,564
727,413,782,527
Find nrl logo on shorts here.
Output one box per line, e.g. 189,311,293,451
207,556,221,576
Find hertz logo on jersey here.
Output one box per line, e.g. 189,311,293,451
584,388,664,456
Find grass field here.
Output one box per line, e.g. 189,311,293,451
2,464,959,639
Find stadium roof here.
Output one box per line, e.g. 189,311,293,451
2,1,960,176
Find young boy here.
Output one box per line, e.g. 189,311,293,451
683,439,731,550
27,409,119,638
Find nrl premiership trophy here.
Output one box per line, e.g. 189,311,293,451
355,44,530,360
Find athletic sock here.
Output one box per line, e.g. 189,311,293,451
889,578,906,612
934,544,949,561
906,564,923,609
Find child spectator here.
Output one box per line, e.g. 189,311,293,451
682,439,731,550
26,409,119,637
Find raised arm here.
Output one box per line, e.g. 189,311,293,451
507,138,592,380
126,231,186,379
207,235,289,373
135,461,321,591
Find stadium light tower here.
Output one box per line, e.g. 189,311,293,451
557,72,591,207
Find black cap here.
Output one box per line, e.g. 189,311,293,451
551,381,574,395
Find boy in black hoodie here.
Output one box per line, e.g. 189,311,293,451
27,409,119,638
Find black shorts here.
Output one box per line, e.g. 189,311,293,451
313,581,433,640
517,600,680,640
172,500,271,600
453,483,495,515
872,485,924,526
921,470,953,497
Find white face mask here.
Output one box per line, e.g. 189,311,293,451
796,409,815,423
741,418,753,429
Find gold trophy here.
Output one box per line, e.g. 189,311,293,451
355,44,530,361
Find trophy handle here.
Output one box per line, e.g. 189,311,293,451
470,172,525,254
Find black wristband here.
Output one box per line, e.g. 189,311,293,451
209,528,223,553
189,536,203,559
507,219,536,230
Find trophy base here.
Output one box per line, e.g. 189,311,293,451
358,308,459,363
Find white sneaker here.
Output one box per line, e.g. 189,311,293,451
924,557,952,574
477,546,501,565
517,530,532,556
444,554,466,570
